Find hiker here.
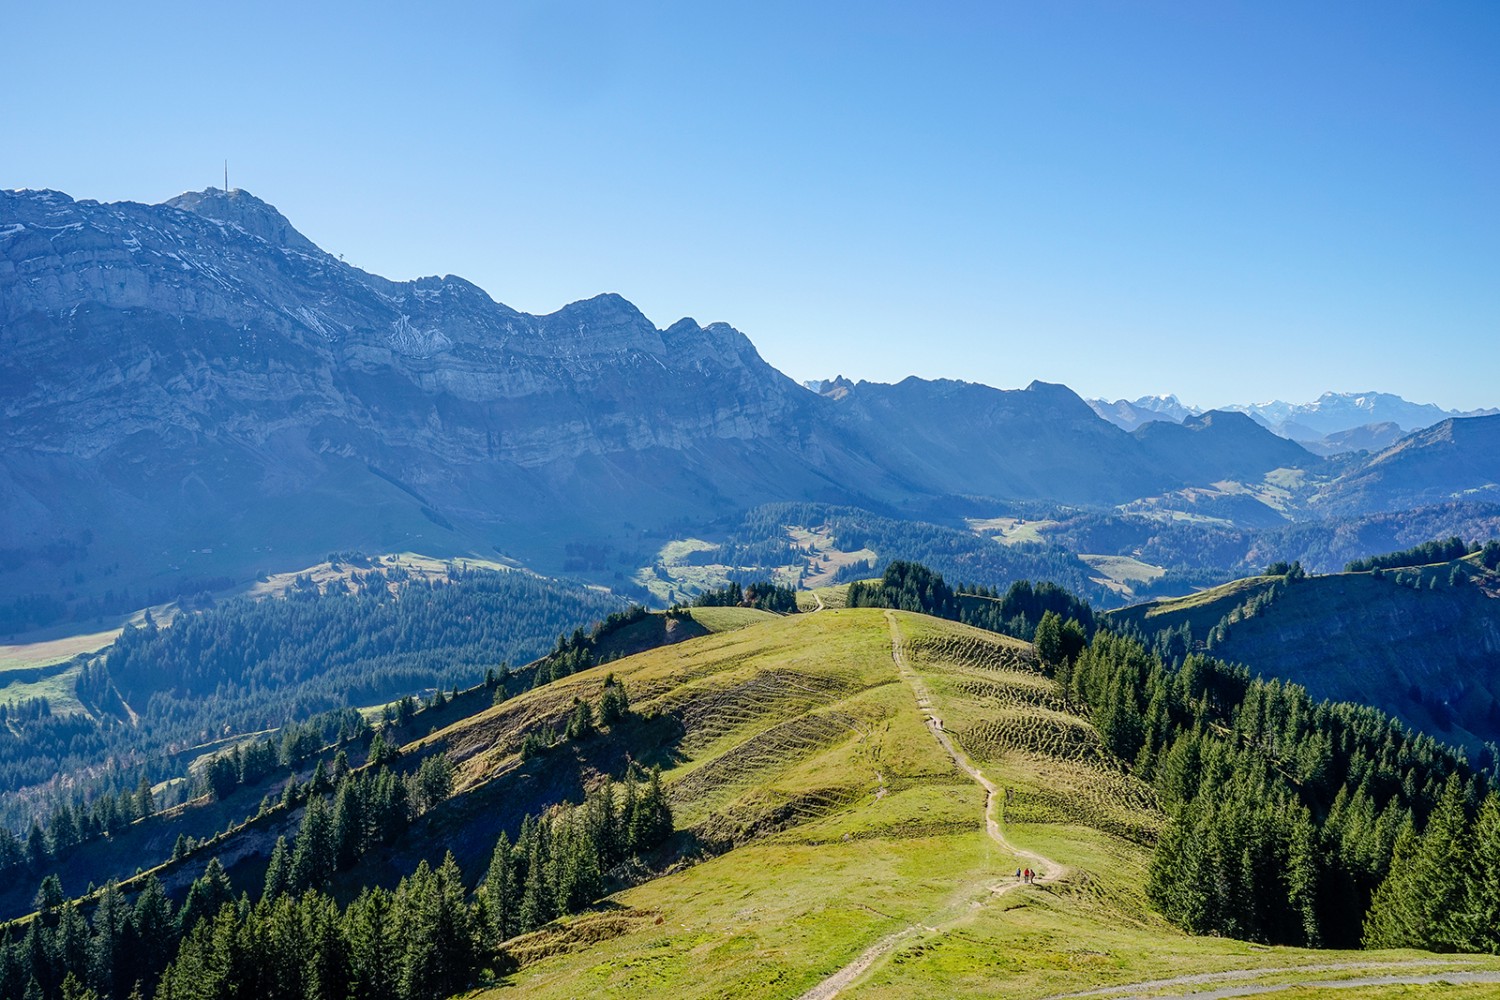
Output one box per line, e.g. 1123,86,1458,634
1016,868,1022,880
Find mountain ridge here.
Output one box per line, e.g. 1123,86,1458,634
7,185,1500,627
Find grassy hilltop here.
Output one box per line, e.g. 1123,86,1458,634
8,601,1500,998
412,608,1497,998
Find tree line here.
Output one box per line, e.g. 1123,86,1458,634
847,559,1500,951
846,560,1093,645
1345,536,1494,573
689,580,798,614
1,707,375,888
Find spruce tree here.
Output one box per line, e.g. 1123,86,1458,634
518,824,555,933
89,880,131,996
1034,610,1063,666
1420,775,1475,950
291,796,336,891
129,875,175,994
332,779,364,869
346,887,400,1000
1460,792,1500,953
483,832,519,944
1364,820,1428,948
263,835,291,901
33,873,64,912
430,852,479,999
55,903,90,991
565,698,595,741
176,859,233,936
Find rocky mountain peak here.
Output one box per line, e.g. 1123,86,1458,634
805,375,856,400
1022,380,1101,420
165,187,320,255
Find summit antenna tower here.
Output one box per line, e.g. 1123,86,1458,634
224,160,229,193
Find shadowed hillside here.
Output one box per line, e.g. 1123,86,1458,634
1107,557,1500,752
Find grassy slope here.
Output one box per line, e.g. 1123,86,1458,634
0,607,774,924
23,605,1494,993
1105,575,1281,637
455,610,1497,999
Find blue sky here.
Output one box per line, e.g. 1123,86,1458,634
5,1,1497,409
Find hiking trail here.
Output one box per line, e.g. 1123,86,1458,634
794,612,1067,1000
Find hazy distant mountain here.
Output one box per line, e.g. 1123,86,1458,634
1226,391,1498,437
821,377,1172,505
1132,410,1316,484
1294,421,1408,457
1093,390,1496,454
1316,415,1500,514
1088,394,1201,430
804,375,855,400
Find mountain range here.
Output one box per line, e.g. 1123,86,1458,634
1090,391,1497,454
3,186,1500,620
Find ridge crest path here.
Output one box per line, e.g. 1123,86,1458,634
794,611,1067,1000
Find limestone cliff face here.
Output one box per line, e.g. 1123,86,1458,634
0,188,808,473
0,185,1353,597
0,187,853,592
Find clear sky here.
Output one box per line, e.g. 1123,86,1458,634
5,1,1497,409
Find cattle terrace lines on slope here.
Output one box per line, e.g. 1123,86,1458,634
887,611,1066,886
793,612,1067,1000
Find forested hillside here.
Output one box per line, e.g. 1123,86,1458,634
0,568,623,832
1105,540,1500,752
